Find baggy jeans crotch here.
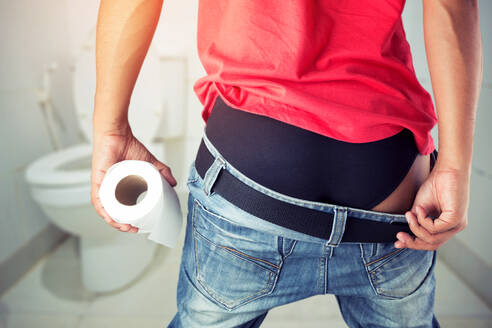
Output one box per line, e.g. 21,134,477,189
202,154,226,197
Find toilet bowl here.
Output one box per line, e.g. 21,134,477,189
24,34,187,292
25,143,164,292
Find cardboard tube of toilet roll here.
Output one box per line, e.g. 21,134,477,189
98,160,183,248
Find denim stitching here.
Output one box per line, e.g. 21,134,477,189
327,208,338,246
186,161,200,185
222,245,280,269
187,177,200,185
364,247,408,268
192,200,276,309
359,242,426,299
202,156,225,196
359,243,381,297
284,240,297,258
193,228,278,273
335,208,344,245
368,251,435,300
328,207,345,247
198,263,273,309
193,200,280,271
194,197,280,247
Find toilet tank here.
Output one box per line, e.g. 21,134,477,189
72,34,187,145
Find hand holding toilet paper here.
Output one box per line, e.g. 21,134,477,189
98,160,183,248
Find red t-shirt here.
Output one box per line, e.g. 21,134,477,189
193,0,437,155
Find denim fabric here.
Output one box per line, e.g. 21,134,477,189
167,130,440,328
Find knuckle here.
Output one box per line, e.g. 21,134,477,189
427,226,438,234
430,239,441,247
421,243,433,251
430,234,442,245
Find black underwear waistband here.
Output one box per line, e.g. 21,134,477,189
204,95,423,210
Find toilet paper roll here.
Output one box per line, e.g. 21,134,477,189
98,160,183,248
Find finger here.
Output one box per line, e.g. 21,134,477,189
91,169,108,196
91,182,136,233
108,219,133,231
118,224,134,232
151,159,178,187
396,211,458,250
396,227,458,250
415,205,458,234
395,211,433,248
91,189,112,221
408,209,445,245
91,193,126,228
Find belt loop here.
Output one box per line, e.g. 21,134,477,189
327,207,348,247
203,154,226,197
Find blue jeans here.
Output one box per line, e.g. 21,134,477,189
168,131,440,328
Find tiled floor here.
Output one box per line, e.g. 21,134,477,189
0,235,491,328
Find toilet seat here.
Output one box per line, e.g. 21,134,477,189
26,39,167,188
25,143,92,186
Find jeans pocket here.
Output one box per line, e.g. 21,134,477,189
191,197,281,310
360,242,437,299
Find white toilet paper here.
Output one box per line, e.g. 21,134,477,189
98,160,183,248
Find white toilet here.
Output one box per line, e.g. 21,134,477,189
24,36,187,292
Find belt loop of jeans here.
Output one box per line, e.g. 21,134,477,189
203,154,227,196
326,206,347,247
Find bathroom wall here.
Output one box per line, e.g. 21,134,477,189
402,1,492,266
0,0,203,294
402,0,492,305
0,1,79,283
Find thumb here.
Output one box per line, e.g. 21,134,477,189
408,179,440,220
149,157,178,187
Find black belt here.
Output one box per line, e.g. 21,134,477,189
195,138,418,243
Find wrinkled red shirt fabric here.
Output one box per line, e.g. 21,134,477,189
193,0,437,155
